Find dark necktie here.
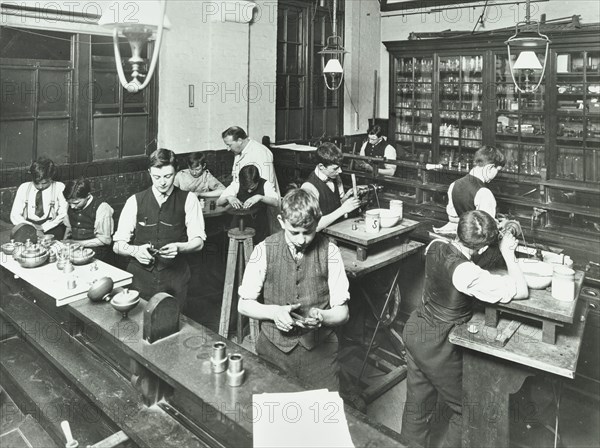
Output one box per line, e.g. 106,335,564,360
35,189,44,218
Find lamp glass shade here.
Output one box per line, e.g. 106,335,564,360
98,0,171,30
514,50,543,70
324,58,343,74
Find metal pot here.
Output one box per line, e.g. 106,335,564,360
87,277,114,302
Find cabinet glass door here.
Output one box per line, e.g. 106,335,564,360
438,55,483,170
556,50,600,182
393,57,433,158
495,54,546,176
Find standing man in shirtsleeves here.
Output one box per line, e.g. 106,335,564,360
222,126,280,234
113,148,206,310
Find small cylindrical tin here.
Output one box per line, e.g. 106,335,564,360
66,278,77,290
211,342,228,373
227,353,245,387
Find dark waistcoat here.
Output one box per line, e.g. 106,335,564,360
261,231,333,352
237,178,266,203
305,171,341,216
133,187,188,271
451,174,486,217
68,196,101,241
364,139,389,168
419,240,473,325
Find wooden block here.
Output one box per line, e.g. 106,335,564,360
362,365,407,404
356,246,367,261
143,292,180,344
494,320,521,347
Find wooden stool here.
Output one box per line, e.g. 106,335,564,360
219,211,260,352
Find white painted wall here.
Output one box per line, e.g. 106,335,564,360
344,0,383,136
158,0,277,153
378,0,600,117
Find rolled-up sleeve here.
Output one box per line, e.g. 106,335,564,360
238,243,267,300
94,202,114,245
184,192,206,241
328,242,350,307
264,180,280,202
112,196,137,243
453,262,517,304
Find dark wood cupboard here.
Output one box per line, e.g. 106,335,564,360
382,22,600,268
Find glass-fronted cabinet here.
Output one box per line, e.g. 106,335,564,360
494,53,547,177
393,56,433,158
555,50,600,182
438,54,484,169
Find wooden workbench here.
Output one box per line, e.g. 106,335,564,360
0,258,405,447
485,269,585,344
0,255,132,306
449,299,589,447
328,216,424,404
324,217,420,261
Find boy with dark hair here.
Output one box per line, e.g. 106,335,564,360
400,210,527,448
10,157,68,239
63,177,114,263
238,189,350,391
358,124,397,177
301,142,360,231
217,164,280,243
113,148,206,309
174,152,225,198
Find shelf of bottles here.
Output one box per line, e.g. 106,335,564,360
438,55,484,169
555,51,600,183
494,54,546,177
393,57,433,157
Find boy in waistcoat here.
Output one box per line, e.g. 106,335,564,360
10,157,68,240
238,189,350,391
63,178,114,263
435,145,507,268
357,124,397,177
113,149,206,310
217,164,280,243
400,210,528,448
301,142,360,231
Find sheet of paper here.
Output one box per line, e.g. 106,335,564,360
253,389,354,448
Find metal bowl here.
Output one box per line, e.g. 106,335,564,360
69,247,95,265
16,250,49,268
111,288,140,318
369,208,402,228
1,242,16,255
87,277,114,302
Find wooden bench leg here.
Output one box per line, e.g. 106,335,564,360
485,306,499,328
356,246,367,261
542,321,557,344
219,237,238,339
